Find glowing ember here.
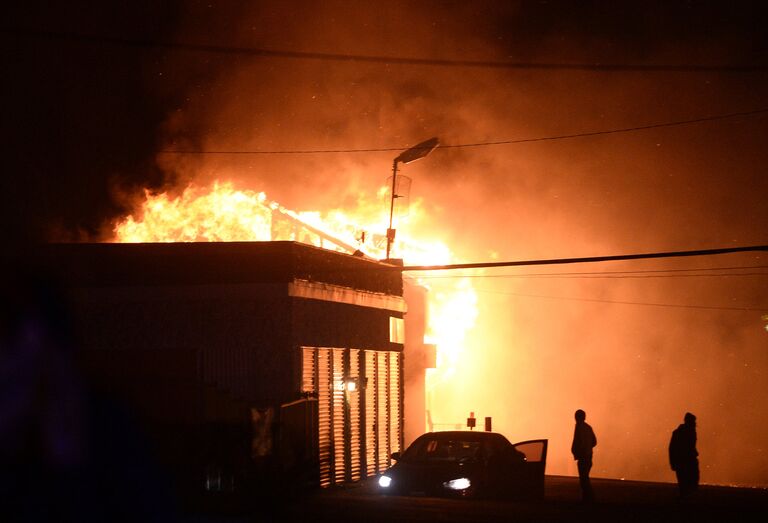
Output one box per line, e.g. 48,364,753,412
113,181,478,431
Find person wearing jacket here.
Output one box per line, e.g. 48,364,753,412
571,409,597,503
669,412,699,497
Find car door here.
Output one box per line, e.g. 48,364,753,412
509,439,548,498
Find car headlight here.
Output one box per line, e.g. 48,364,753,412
443,477,471,490
378,475,393,488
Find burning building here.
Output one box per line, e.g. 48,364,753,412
20,176,474,508
36,239,431,504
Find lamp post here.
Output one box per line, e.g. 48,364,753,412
385,137,439,260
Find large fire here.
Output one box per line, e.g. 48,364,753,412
113,181,478,432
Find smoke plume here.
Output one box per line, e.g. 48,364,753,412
8,1,767,485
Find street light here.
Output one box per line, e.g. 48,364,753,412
386,137,439,260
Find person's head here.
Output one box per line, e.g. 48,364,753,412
575,409,586,422
684,412,696,426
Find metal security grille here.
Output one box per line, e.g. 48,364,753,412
302,347,401,485
301,347,316,394
348,349,362,482
364,350,377,477
317,349,332,487
376,351,390,472
332,348,345,484
389,351,402,457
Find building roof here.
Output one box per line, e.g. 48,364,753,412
34,241,403,296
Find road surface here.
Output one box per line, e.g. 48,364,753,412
195,475,768,522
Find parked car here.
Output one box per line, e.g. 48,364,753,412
377,431,548,500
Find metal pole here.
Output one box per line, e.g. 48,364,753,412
385,159,399,260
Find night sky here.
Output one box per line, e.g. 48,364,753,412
4,1,767,485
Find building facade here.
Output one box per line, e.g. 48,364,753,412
38,241,407,497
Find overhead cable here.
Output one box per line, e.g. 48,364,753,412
395,245,768,272
413,264,768,280
157,107,768,155
473,290,767,313
9,29,768,73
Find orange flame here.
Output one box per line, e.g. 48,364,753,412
113,181,478,431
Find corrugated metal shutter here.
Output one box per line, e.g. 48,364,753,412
376,351,390,472
389,351,401,457
317,349,332,487
348,349,362,481
365,351,377,476
304,347,402,485
302,347,316,394
332,348,345,485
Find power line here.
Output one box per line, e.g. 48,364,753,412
9,29,768,73
473,290,767,313
18,30,760,157
440,109,768,150
157,107,768,155
396,245,768,272
413,265,768,280
525,272,768,280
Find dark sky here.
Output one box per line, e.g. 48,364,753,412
3,2,182,244
3,1,767,485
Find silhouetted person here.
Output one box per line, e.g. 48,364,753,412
669,412,699,498
571,409,597,503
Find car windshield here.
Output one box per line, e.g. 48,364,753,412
402,437,483,463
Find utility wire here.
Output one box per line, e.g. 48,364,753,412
394,245,768,272
156,107,768,155
413,265,768,280
440,108,768,150
17,31,759,156
8,29,768,73
509,272,768,280
473,290,767,313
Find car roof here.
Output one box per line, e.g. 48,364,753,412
415,431,511,443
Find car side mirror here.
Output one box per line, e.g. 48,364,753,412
391,452,401,461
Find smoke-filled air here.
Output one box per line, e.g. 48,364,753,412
10,1,767,487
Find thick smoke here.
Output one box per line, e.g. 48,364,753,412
9,1,767,485
143,2,768,485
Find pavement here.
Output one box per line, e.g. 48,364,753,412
190,475,768,523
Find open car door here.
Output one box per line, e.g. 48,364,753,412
509,439,548,499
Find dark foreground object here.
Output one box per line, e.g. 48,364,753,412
377,431,547,500
202,475,768,523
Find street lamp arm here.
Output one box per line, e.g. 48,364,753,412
385,137,439,260
395,137,440,164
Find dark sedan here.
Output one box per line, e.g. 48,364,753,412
377,431,548,500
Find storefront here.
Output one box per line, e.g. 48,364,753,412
35,241,406,499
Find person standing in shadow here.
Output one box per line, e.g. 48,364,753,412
669,412,699,498
571,409,597,503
